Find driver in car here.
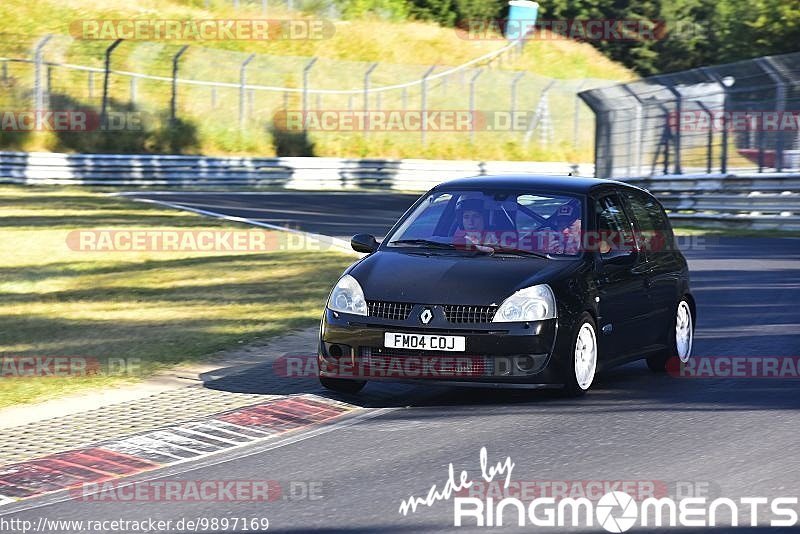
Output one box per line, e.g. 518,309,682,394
454,198,489,249
542,199,583,255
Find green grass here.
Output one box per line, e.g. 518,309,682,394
0,0,633,160
0,185,355,408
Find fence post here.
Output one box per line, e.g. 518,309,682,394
130,77,137,105
469,69,484,143
170,45,189,124
720,80,732,174
101,39,123,130
239,53,255,129
510,72,525,117
523,80,555,145
33,35,54,120
420,65,436,146
702,68,733,174
573,80,587,149
621,85,644,177
302,57,317,128
758,57,787,172
363,62,378,137
88,71,94,100
45,65,52,109
696,102,714,174
664,84,683,174
262,0,268,15
654,103,671,175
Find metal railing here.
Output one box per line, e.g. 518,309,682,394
579,51,800,179
3,151,799,230
0,151,592,190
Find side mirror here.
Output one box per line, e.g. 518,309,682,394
351,233,378,253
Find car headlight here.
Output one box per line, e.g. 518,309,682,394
493,284,557,322
327,274,368,316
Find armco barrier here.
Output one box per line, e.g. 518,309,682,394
625,173,800,231
1,152,798,230
0,152,591,191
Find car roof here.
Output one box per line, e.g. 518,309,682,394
433,174,636,195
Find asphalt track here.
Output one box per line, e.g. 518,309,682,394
4,191,800,533
119,191,422,240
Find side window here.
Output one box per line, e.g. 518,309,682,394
596,194,635,256
622,190,673,254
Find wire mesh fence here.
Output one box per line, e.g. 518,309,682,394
579,51,800,179
0,31,608,159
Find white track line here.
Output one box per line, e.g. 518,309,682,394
123,196,357,255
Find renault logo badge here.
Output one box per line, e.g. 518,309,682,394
419,308,433,324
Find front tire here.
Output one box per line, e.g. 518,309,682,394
562,313,598,396
319,376,366,394
647,298,694,372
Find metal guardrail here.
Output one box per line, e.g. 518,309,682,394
624,174,800,230
1,152,797,230
0,151,592,190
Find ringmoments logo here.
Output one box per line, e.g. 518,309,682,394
397,447,800,530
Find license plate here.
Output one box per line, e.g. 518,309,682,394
384,332,465,352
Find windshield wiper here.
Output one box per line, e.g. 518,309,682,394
389,239,457,249
486,246,549,259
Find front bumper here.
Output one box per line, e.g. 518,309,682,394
319,307,566,385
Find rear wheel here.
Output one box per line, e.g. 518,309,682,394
319,376,366,394
562,313,598,397
647,298,694,372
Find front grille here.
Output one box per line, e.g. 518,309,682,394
359,347,491,377
443,305,498,323
367,300,414,321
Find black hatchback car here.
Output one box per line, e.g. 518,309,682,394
318,175,695,396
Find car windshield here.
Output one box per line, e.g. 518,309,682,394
386,190,584,257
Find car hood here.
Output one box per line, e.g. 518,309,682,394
348,250,577,305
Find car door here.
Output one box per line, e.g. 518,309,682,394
621,189,681,349
593,191,652,363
